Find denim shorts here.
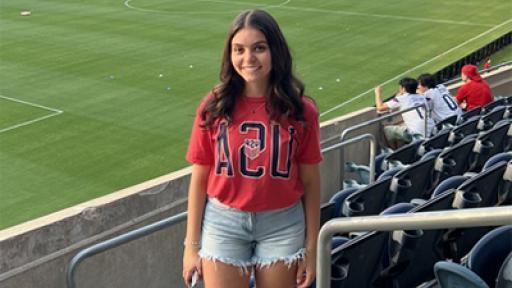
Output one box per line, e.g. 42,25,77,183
199,198,305,270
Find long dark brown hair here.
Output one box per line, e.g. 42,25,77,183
200,9,306,127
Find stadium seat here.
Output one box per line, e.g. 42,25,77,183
434,261,489,288
477,106,507,131
459,107,482,124
377,166,403,181
496,252,512,288
388,188,485,287
483,152,512,170
471,121,511,170
435,115,458,132
455,161,508,207
342,177,394,217
431,175,469,198
331,231,389,288
329,187,360,218
379,202,415,215
448,116,480,145
434,137,477,186
503,105,512,119
418,129,451,156
389,155,438,203
500,161,512,205
420,148,443,161
481,97,508,114
467,226,512,287
320,202,337,227
382,140,423,170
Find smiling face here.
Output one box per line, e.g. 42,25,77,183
230,27,272,95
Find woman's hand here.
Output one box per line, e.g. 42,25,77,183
296,249,316,288
182,246,202,287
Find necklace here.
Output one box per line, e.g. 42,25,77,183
241,96,266,114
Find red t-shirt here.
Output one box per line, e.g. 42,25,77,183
186,94,323,212
455,80,493,111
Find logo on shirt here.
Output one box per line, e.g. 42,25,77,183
243,139,262,160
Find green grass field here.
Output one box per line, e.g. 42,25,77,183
1,0,511,229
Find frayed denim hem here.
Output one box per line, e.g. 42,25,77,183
253,248,305,269
198,250,253,275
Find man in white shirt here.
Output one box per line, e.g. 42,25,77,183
375,77,434,147
417,73,461,124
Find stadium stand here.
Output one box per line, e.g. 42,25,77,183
2,58,509,288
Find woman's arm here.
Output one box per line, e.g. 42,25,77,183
183,164,210,286
297,163,321,288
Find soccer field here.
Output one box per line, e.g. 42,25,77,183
0,0,511,229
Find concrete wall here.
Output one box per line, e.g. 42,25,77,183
0,64,509,288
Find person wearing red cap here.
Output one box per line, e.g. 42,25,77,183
455,64,493,111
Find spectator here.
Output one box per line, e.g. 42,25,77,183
483,58,491,70
417,73,461,123
375,78,434,147
455,64,493,111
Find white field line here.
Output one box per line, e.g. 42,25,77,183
0,95,63,134
124,0,290,14
123,0,490,27
274,5,494,27
320,18,512,118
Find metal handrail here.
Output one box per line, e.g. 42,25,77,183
321,133,376,185
66,212,187,288
316,206,512,288
340,103,428,143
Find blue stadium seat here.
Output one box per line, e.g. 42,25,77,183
448,116,480,145
481,97,508,114
320,202,337,227
418,129,451,156
434,261,489,288
388,189,483,287
434,137,477,186
477,106,507,131
455,161,508,207
329,187,360,218
379,202,415,215
500,161,512,205
482,152,512,170
468,226,512,287
435,115,458,132
382,140,423,170
331,231,389,288
389,155,439,203
431,175,469,198
342,177,394,217
496,252,512,288
377,167,403,181
458,107,482,124
471,121,511,170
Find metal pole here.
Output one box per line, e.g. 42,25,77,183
316,206,512,288
67,212,187,288
321,133,376,185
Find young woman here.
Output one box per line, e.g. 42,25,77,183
182,9,322,288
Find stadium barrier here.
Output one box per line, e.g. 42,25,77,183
433,32,511,84
316,206,512,288
66,133,376,287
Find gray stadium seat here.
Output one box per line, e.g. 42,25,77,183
342,177,394,217
435,115,458,132
471,121,511,170
477,106,507,131
434,137,477,186
382,140,423,170
434,261,489,288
